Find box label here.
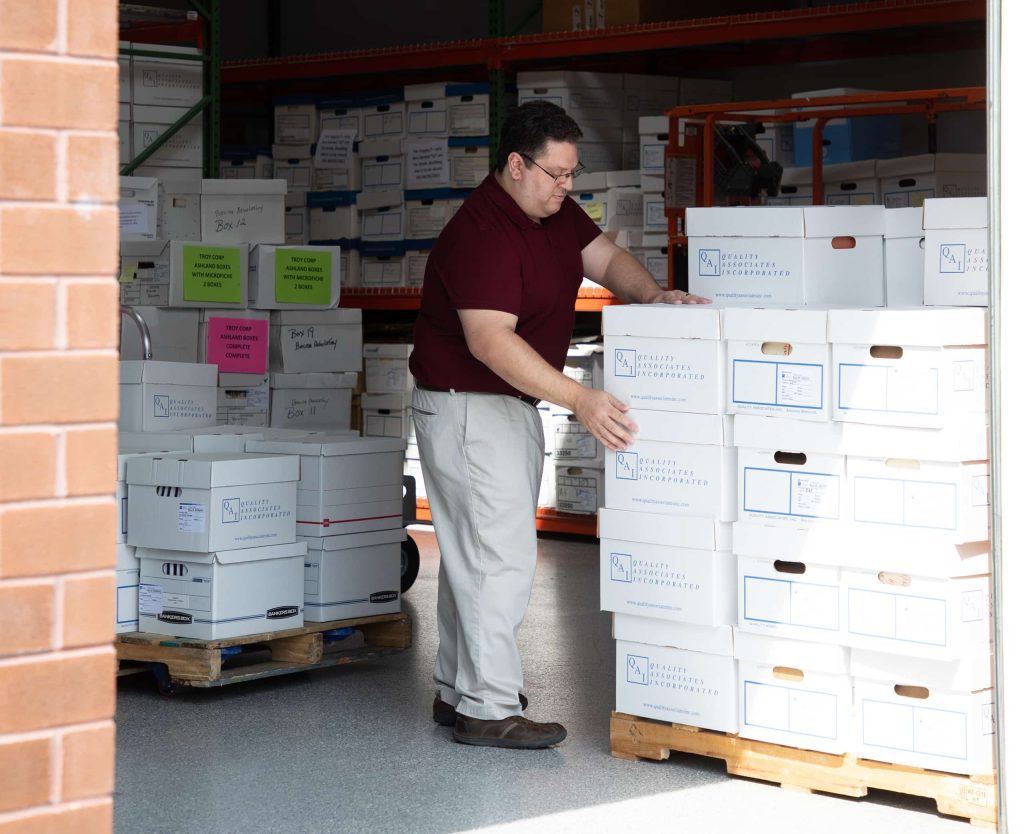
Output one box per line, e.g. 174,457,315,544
853,475,957,530
206,316,269,373
581,200,606,225
177,502,206,533
745,681,839,739
733,359,823,410
406,138,450,188
139,583,163,616
744,467,841,519
274,249,333,305
743,575,839,630
182,245,242,303
119,200,153,236
314,129,356,169
838,363,940,416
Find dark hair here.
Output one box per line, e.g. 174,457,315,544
494,100,584,173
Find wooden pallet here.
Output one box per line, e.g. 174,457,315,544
610,712,997,827
116,613,411,689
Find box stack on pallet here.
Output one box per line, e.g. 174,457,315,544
603,197,993,793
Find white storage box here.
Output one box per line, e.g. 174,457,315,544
246,435,405,536
313,161,360,193
169,241,249,308
405,82,449,136
301,528,404,622
269,372,356,431
119,176,160,241
308,196,359,242
181,426,307,453
362,392,411,439
119,360,217,432
284,203,310,246
879,153,986,209
119,239,171,306
126,452,299,552
137,540,306,639
217,373,270,427
446,83,489,136
638,115,669,176
219,150,274,180
550,407,602,467
449,140,490,189
247,244,342,309
737,442,845,528
405,245,432,289
604,410,736,519
120,307,199,363
119,432,194,454
269,309,363,374
273,155,314,191
132,45,202,107
628,232,669,288
564,344,604,390
274,99,319,145
603,305,726,415
556,465,604,515
363,344,414,393
132,104,202,168
642,191,666,233
361,98,405,140
198,309,270,374
599,508,735,626
725,307,830,420
737,553,842,645
884,206,925,307
360,139,405,191
115,565,140,634
573,171,642,231
159,178,202,241
923,197,989,307
767,166,812,206
357,190,405,242
802,206,885,306
359,249,406,287
318,97,363,139
824,160,880,205
830,307,988,429
517,70,623,132
200,179,287,245
736,632,853,754
405,195,458,240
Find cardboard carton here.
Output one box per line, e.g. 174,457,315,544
119,360,218,432
200,179,287,246
269,372,356,431
269,309,362,374
168,241,249,309
923,197,989,307
247,244,342,310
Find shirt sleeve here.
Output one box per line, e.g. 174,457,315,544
439,226,523,316
562,195,603,250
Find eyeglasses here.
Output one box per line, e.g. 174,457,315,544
520,153,585,185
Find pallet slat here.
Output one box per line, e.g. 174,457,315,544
610,712,997,827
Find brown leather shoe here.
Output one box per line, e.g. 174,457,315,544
453,713,567,749
433,693,529,727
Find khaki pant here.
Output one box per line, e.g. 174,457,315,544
412,387,545,721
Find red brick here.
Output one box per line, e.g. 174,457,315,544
62,574,115,649
0,735,51,813
0,800,113,834
61,722,115,801
64,280,119,350
0,130,57,199
0,0,58,53
0,205,118,275
66,0,118,59
0,501,116,578
65,133,119,203
0,432,57,501
0,354,118,425
0,582,54,655
0,58,117,130
0,280,56,351
64,425,116,497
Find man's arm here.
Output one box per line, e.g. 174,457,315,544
457,308,636,452
581,232,711,304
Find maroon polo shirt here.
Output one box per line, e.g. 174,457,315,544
409,172,601,397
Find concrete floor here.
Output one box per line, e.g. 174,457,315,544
115,527,972,834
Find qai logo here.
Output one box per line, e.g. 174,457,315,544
221,498,241,523
698,248,720,277
610,552,633,583
614,349,637,378
615,452,638,481
940,244,966,274
626,654,649,686
153,395,170,418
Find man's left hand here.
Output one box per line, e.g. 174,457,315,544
646,289,712,305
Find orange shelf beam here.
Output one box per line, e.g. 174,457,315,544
340,287,621,312
415,499,597,537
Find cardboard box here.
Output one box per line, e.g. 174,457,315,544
359,249,407,287
273,156,314,191
446,84,490,137
180,426,313,453
357,190,405,242
132,104,202,168
119,102,131,165
361,392,411,439
824,160,880,205
517,70,623,132
638,115,669,176
883,206,925,307
274,99,319,146
766,165,812,206
851,648,992,696
792,88,900,166
200,179,287,245
247,244,342,309
137,540,306,639
605,410,735,518
308,197,359,242
642,191,666,233
159,179,202,241
126,452,299,552
313,162,361,193
269,372,356,431
245,435,406,536
405,194,460,240
738,447,845,527
629,233,669,288
603,305,726,415
269,309,363,374
118,455,169,544
737,553,843,644
169,241,249,309
220,148,274,180
119,360,218,432
119,307,199,363
829,307,988,429
735,632,853,754
361,98,406,141
878,153,986,209
802,206,885,306
284,204,310,246
405,245,432,289
318,96,364,140
197,309,269,374
550,408,602,467
724,307,830,420
556,464,604,514
301,529,404,622
119,177,160,241
360,139,405,191
579,170,642,231
119,239,171,306
132,44,202,107
119,432,194,454
115,565,140,634
923,197,989,307
363,344,414,394
564,344,604,390
405,82,449,136
600,508,735,625
217,373,270,427
449,139,490,189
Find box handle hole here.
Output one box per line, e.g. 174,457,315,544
773,560,806,575
898,178,918,188
773,666,805,682
840,182,856,192
884,457,921,470
878,570,911,587
870,345,903,359
895,684,930,700
774,451,807,466
831,236,856,250
761,341,792,356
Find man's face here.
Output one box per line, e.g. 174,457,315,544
517,141,579,221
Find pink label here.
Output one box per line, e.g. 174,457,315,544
206,317,269,374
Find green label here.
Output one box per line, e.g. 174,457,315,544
274,248,333,305
182,245,242,303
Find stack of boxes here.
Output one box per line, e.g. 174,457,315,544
360,344,417,487
551,345,606,515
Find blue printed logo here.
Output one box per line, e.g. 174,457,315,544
610,552,633,583
698,248,720,277
940,244,966,274
221,498,241,524
626,654,649,685
615,452,638,481
614,349,637,378
153,395,170,418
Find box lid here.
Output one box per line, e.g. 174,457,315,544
137,540,307,566
119,360,218,386
686,206,805,238
599,508,732,551
363,343,413,358
779,166,812,186
245,435,406,457
120,239,170,258
199,309,270,323
640,174,663,193
404,82,448,101
359,139,404,159
884,206,924,238
613,613,734,655
734,632,850,674
517,70,623,91
120,176,159,194
637,115,669,135
356,190,404,211
632,410,733,446
362,392,412,410
201,179,287,196
823,159,878,184
723,307,828,342
219,373,269,387
301,527,407,552
119,432,194,454
827,307,988,346
163,179,202,196
270,309,362,325
602,304,722,339
125,452,300,488
850,649,992,692
269,372,358,389
445,82,489,97
923,196,989,230
132,104,192,124
803,205,885,237
876,152,987,178
573,171,610,192
133,43,199,60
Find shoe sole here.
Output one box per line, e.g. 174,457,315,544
452,729,567,750
433,713,456,728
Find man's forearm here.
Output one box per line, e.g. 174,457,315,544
598,248,662,304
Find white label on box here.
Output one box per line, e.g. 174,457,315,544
733,360,823,410
553,424,597,459
120,201,152,236
177,502,206,533
745,682,838,740
743,468,840,519
247,388,270,408
164,592,189,608
406,139,450,188
139,583,163,616
838,364,939,416
314,130,356,169
744,576,840,631
853,476,957,530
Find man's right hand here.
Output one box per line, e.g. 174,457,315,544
570,387,637,452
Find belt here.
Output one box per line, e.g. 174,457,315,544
417,384,540,408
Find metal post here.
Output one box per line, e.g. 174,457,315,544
488,0,506,170
811,117,829,204
206,0,221,177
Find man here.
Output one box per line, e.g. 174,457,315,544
409,100,709,750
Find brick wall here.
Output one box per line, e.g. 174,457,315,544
0,1,120,831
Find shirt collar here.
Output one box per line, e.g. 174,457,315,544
481,171,543,230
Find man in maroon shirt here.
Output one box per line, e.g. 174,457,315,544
410,101,708,749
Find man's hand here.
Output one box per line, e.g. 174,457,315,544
571,387,637,452
645,289,712,305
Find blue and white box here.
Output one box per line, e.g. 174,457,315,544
637,115,669,176
550,406,602,467
361,95,405,141
923,197,989,307
405,82,449,137
791,87,900,166
274,98,319,146
725,307,830,421
360,139,405,191
879,153,986,210
448,138,490,189
318,96,364,141
824,160,880,206
600,508,734,626
115,545,140,635
357,190,405,242
272,145,314,192
603,304,726,415
883,206,925,307
446,83,489,137
118,360,218,433
556,464,604,515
